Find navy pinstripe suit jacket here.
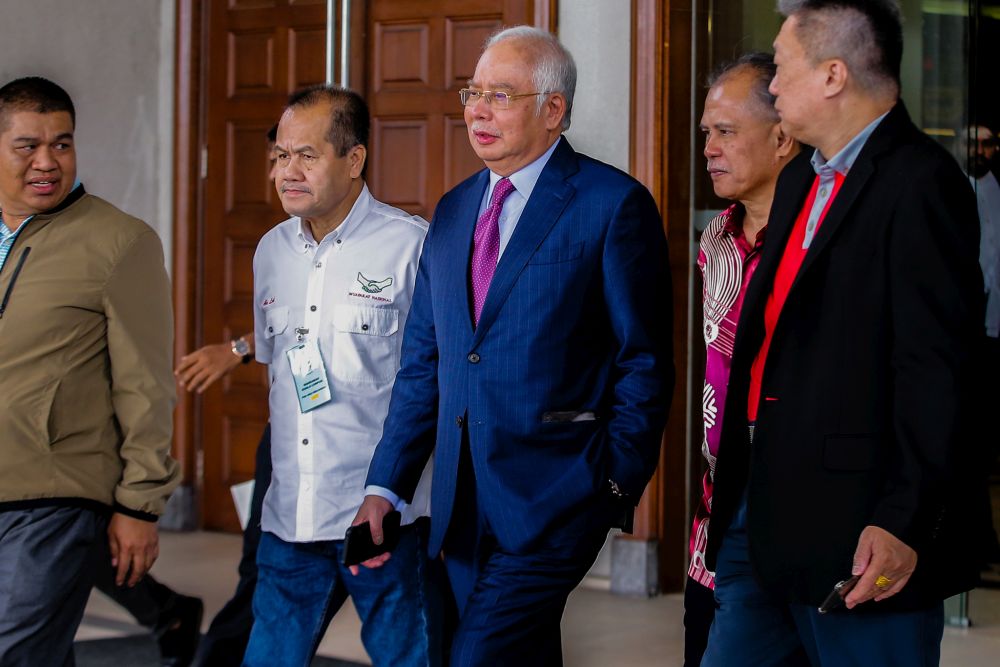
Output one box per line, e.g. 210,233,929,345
366,138,674,556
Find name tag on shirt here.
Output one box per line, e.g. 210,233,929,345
286,340,331,412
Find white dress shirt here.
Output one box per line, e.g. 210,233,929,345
254,185,432,542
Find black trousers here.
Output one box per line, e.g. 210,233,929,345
93,562,180,631
683,576,717,667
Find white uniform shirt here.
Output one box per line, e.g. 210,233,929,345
254,185,432,542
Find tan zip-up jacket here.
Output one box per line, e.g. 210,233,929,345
0,189,179,517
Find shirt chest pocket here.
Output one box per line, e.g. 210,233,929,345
330,305,400,383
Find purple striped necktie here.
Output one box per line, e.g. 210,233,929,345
470,177,516,326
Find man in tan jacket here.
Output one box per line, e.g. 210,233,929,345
0,76,179,665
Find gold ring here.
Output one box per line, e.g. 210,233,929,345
875,575,893,589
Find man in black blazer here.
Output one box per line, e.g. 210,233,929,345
701,1,987,665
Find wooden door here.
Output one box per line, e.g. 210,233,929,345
199,0,330,531
364,0,549,219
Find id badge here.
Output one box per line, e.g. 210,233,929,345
285,339,331,413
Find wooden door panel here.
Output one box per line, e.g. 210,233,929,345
445,18,500,87
227,30,276,96
373,23,431,91
370,118,431,214
289,27,328,90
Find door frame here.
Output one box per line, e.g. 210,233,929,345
629,0,692,593
171,0,204,526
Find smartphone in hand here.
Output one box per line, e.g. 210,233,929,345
818,575,860,614
342,510,402,566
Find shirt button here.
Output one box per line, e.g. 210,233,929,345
268,326,274,333
315,262,322,269
819,187,828,197
468,353,480,364
302,438,309,445
456,415,464,428
361,323,369,331
310,305,317,312
336,239,342,244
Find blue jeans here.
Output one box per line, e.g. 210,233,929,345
701,499,944,667
243,519,446,667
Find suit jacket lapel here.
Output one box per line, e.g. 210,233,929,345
447,171,489,334
471,139,578,346
790,103,908,292
791,158,873,282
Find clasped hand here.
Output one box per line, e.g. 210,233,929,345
844,525,917,609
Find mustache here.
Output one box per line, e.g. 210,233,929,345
280,183,312,194
470,122,501,137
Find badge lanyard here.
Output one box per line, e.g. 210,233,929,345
285,326,331,413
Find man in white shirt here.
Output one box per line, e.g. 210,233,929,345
966,124,1000,568
244,85,443,667
966,125,1000,338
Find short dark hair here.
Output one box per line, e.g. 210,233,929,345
285,84,369,156
0,76,76,133
707,52,780,123
777,0,903,94
266,122,278,144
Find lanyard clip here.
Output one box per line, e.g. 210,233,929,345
295,327,309,342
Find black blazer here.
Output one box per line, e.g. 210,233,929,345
706,103,988,610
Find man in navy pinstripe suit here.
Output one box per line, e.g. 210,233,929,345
353,26,673,666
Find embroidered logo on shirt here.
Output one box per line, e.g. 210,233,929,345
261,296,276,307
356,273,393,294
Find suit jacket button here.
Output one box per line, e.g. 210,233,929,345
456,416,464,428
467,353,480,364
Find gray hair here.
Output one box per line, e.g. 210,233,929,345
484,26,577,131
777,0,903,97
707,52,780,124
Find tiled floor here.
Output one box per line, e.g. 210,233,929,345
77,530,1000,666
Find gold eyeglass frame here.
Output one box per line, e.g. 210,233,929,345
459,88,550,109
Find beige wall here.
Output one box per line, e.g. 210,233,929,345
0,0,175,267
560,0,632,173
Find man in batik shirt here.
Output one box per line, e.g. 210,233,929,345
685,52,798,667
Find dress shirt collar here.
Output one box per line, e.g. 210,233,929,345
485,136,562,204
810,110,890,178
717,203,765,253
717,203,743,239
295,183,373,251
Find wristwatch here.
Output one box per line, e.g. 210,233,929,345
231,336,252,364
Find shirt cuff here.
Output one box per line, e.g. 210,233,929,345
364,485,405,511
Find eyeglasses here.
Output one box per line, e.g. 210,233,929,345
459,88,550,109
